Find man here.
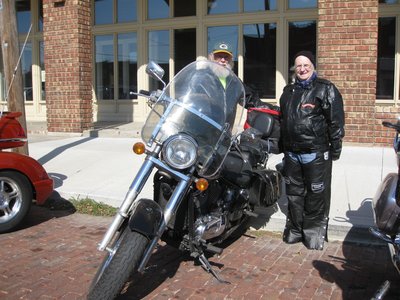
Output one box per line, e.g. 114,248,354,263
279,51,345,250
192,41,243,124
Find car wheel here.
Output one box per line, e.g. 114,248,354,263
0,171,33,233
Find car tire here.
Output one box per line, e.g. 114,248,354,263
0,171,33,233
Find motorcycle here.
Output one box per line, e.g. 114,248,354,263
370,120,400,299
87,60,282,300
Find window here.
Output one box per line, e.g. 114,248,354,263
91,0,318,121
148,0,169,19
95,0,113,25
15,0,44,107
378,2,400,103
243,23,277,99
95,35,114,100
149,30,170,90
174,28,197,74
16,0,31,33
39,0,43,31
244,0,277,12
148,0,196,19
118,0,137,23
207,0,239,15
174,0,196,17
21,43,33,102
95,33,138,101
379,0,398,4
377,17,395,100
288,0,317,9
40,42,45,100
118,33,137,99
95,0,137,25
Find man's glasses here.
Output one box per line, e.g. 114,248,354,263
295,64,312,70
214,53,232,61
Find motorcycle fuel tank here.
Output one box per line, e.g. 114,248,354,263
372,173,400,235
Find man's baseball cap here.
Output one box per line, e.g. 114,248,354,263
212,42,233,56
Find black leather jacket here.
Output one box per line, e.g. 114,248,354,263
279,76,345,159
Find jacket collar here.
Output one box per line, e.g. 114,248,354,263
295,72,317,89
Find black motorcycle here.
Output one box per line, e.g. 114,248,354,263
370,120,400,299
87,60,282,300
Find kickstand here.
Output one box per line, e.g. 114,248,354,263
198,254,231,284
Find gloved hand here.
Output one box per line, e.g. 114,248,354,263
330,148,341,161
330,140,342,161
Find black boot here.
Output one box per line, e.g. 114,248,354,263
303,217,328,250
283,218,302,244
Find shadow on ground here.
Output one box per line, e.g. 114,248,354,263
17,192,76,231
116,221,253,299
313,199,400,299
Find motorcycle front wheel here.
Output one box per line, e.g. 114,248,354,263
87,227,149,300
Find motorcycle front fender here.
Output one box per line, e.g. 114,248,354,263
128,198,163,239
372,173,400,234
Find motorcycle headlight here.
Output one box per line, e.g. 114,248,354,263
162,134,198,169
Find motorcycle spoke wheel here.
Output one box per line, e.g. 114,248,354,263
87,228,149,300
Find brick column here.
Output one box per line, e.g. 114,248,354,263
43,0,92,133
318,0,378,144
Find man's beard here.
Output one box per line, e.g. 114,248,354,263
212,63,231,78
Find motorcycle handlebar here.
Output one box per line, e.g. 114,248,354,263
383,121,400,133
132,89,161,104
139,90,151,96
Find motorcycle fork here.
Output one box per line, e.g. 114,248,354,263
137,177,191,272
98,153,157,251
98,145,192,252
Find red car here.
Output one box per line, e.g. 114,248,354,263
0,112,53,233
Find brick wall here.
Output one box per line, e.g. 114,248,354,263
43,0,92,133
318,0,380,145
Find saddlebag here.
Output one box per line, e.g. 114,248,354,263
249,169,281,207
244,105,281,154
220,150,253,188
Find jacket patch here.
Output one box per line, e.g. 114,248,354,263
311,182,325,193
324,151,329,160
301,103,315,109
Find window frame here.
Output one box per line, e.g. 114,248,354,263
12,0,44,109
377,3,400,105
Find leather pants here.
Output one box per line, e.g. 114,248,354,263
282,151,332,250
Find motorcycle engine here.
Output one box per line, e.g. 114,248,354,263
194,213,227,240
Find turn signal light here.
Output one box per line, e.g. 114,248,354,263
196,178,209,191
133,142,146,155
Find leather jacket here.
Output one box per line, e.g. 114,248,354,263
279,75,345,159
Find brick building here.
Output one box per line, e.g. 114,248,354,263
7,0,400,145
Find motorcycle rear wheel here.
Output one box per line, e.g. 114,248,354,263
87,227,149,300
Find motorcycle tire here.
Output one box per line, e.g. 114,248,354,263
87,227,149,300
0,171,32,233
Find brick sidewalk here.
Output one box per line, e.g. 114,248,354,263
1,205,399,300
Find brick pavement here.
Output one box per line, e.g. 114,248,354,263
1,204,399,300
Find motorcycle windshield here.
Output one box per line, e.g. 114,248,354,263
142,60,245,178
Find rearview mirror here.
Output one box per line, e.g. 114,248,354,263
146,61,166,87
